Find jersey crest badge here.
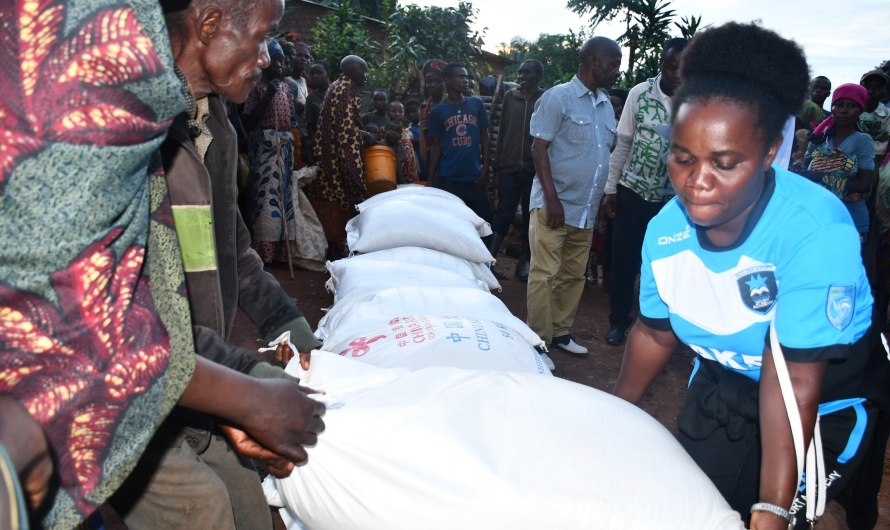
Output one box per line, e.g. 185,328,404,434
826,285,855,331
736,268,777,314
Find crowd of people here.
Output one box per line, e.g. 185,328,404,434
2,0,890,529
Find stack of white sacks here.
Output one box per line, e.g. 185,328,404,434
263,186,746,530
319,185,551,374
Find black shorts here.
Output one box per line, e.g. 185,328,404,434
676,357,878,529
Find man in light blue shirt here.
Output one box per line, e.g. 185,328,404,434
527,36,621,364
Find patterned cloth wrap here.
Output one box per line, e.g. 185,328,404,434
808,144,859,199
0,1,195,527
306,75,368,209
249,129,296,263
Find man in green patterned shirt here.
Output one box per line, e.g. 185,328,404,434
602,38,687,346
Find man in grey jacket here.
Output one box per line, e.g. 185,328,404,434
110,1,323,528
490,60,545,282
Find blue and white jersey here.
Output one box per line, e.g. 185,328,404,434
640,166,873,383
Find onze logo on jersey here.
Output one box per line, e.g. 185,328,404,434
736,267,777,314
657,224,691,245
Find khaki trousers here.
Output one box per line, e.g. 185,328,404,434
526,208,592,343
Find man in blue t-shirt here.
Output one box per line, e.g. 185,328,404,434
427,63,493,223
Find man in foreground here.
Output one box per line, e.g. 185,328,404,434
110,1,325,528
0,0,324,527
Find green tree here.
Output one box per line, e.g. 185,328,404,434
566,0,702,87
499,29,589,88
674,15,702,40
374,1,487,99
621,0,675,86
308,0,381,79
299,0,488,100
389,2,485,65
565,0,634,28
371,0,427,99
313,0,386,20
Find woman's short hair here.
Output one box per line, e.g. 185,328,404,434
671,22,810,145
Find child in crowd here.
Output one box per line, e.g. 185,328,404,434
388,101,413,141
361,89,390,129
362,123,380,147
381,121,419,184
388,101,406,127
404,99,425,180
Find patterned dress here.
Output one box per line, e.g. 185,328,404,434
0,1,196,527
418,96,439,170
305,75,368,242
284,75,309,167
394,135,420,184
244,79,296,263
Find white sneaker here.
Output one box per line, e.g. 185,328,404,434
539,352,556,371
551,335,588,357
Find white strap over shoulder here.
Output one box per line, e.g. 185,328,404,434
768,321,825,524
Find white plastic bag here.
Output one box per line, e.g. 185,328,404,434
322,315,550,375
325,259,488,303
258,330,299,358
357,185,464,210
315,286,543,349
346,246,500,290
346,203,494,264
264,353,745,530
357,195,492,238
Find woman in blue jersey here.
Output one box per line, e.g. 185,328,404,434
612,23,886,530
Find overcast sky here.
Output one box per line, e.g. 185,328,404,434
408,0,890,93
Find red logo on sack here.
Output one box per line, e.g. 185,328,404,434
340,335,386,357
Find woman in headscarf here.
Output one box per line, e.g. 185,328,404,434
804,83,876,250
242,39,297,264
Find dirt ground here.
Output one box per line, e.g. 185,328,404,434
219,235,890,530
